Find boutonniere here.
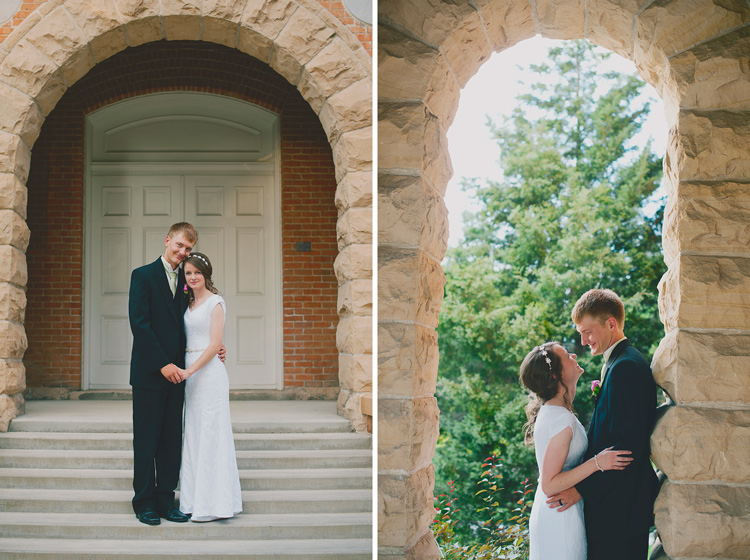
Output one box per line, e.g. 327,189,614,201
183,284,189,297
591,380,602,399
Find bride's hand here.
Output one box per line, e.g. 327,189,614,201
595,446,633,471
177,368,190,381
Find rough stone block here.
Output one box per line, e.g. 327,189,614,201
337,388,368,433
0,359,25,395
0,393,24,432
659,253,750,330
585,0,643,58
378,396,440,472
0,321,27,360
63,0,129,63
655,480,750,559
203,16,240,47
337,278,372,317
0,283,26,324
338,353,372,393
378,101,452,194
652,329,750,405
379,464,436,548
0,83,44,148
161,0,202,42
337,207,372,249
319,78,372,146
535,0,585,39
473,0,534,52
0,246,27,287
378,246,445,328
0,210,30,251
675,109,750,182
336,315,372,355
0,174,28,218
202,0,246,22
298,38,369,115
638,0,748,59
406,530,440,560
670,26,750,110
332,127,372,183
115,0,163,46
0,41,67,116
662,181,750,264
334,170,372,213
378,322,438,398
439,9,491,88
378,0,477,48
378,464,435,549
241,0,298,42
272,6,334,70
334,243,372,285
652,405,750,483
378,173,448,262
0,133,31,184
23,6,94,84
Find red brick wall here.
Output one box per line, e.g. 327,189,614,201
25,40,339,389
0,1,372,53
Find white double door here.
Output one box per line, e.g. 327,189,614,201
85,167,281,390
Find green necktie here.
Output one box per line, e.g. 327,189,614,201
168,270,177,296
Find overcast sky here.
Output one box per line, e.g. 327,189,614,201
444,37,668,249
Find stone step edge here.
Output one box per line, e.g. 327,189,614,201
8,422,354,434
0,449,371,458
0,467,372,479
0,537,373,555
0,488,372,501
0,511,372,527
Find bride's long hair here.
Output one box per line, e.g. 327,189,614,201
519,342,570,446
183,252,219,306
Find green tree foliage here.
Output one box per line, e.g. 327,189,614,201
435,40,666,541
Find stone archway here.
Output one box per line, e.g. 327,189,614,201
378,0,750,558
0,0,372,431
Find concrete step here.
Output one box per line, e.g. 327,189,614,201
8,419,354,434
0,467,372,491
0,537,373,559
0,512,372,540
0,488,372,515
0,449,371,470
0,432,371,451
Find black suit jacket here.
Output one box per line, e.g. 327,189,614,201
128,258,187,390
575,339,658,541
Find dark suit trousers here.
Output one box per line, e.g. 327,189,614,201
132,384,184,514
587,534,649,560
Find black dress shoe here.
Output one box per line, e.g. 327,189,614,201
160,508,189,523
136,507,161,525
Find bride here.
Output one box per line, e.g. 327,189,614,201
520,342,631,559
177,252,242,522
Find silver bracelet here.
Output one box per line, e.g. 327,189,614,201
594,453,604,472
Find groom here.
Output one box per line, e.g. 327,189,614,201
548,289,658,560
128,222,197,525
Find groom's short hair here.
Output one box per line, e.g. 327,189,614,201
167,222,198,243
572,289,625,328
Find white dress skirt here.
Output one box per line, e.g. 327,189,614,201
179,294,242,522
528,404,588,560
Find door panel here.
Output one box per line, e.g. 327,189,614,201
87,175,182,389
185,174,279,389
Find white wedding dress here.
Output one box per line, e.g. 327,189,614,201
179,294,242,521
528,404,588,560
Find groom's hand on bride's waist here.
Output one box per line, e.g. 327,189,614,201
546,487,582,512
218,345,226,363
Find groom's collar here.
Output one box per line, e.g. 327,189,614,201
603,336,628,364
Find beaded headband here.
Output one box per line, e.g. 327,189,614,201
536,346,553,372
189,254,209,267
